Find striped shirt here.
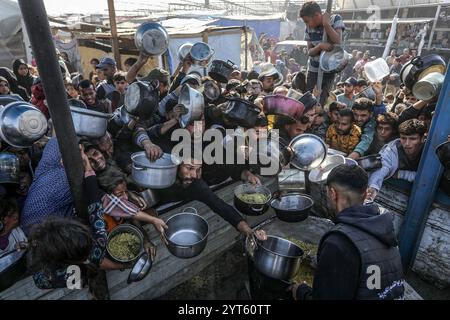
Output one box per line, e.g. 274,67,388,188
304,14,346,73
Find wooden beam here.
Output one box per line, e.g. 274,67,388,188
107,0,122,69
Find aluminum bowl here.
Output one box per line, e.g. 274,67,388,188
135,22,169,56
308,155,346,184
127,252,153,284
178,43,193,61
0,101,48,148
178,84,205,128
70,106,111,138
288,134,327,171
263,95,305,121
319,46,351,73
131,152,181,189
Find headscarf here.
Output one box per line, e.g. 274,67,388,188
12,59,35,96
21,138,74,235
0,67,29,101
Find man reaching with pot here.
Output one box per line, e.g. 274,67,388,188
365,119,426,203
291,164,405,300
155,145,266,241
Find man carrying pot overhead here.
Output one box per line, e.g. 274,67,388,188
155,145,267,241
291,165,405,300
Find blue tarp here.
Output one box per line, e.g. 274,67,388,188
208,18,281,39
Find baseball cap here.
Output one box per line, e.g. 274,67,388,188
356,79,368,87
96,57,117,69
345,77,357,86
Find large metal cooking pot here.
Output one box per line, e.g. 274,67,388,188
263,95,305,121
0,101,48,148
177,43,193,61
139,188,160,208
308,154,346,184
270,193,314,223
247,235,304,281
298,91,317,110
70,106,111,138
178,84,205,128
400,54,446,90
249,137,292,177
319,46,351,73
131,152,180,189
135,22,169,56
288,134,327,171
234,183,272,216
223,98,261,128
208,59,236,83
106,224,144,264
164,207,209,259
0,152,20,184
190,42,215,66
357,154,382,171
124,80,160,118
412,72,445,101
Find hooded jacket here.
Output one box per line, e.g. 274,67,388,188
296,204,404,300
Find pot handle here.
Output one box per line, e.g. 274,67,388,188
132,164,145,171
411,56,423,67
210,48,215,56
183,207,198,215
227,60,235,67
250,205,265,213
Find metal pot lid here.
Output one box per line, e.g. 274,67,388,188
127,252,152,284
288,134,327,171
131,151,180,169
135,22,169,56
190,42,213,61
178,43,193,61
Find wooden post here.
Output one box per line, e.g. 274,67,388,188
244,23,248,71
17,0,88,223
108,0,122,69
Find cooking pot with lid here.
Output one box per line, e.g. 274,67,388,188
124,80,160,118
400,54,446,90
208,59,236,83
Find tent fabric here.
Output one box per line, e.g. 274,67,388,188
210,18,281,39
0,0,26,68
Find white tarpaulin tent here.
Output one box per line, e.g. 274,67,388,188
0,0,26,68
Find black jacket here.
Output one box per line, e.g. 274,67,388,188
297,204,404,300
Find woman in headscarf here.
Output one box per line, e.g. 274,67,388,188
12,59,36,96
0,67,29,101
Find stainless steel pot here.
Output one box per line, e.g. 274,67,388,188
178,43,193,61
247,235,304,280
190,42,215,66
131,152,180,189
0,152,20,184
124,80,160,118
135,22,169,56
178,84,205,128
70,106,111,138
139,188,160,207
164,207,209,259
0,249,27,292
270,193,314,223
400,54,446,90
412,72,445,101
319,46,351,73
288,134,327,171
0,101,48,148
106,224,144,264
202,79,221,102
111,106,132,127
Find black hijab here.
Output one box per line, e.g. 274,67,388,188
12,59,35,96
0,67,29,101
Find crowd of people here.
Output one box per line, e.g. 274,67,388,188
0,1,448,300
